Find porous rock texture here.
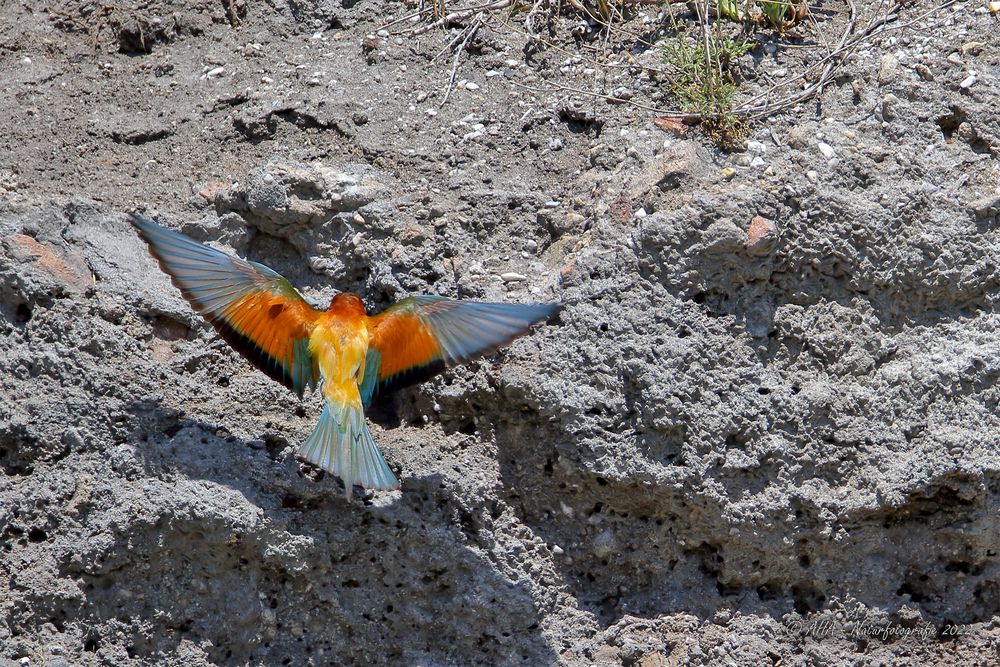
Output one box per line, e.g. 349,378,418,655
2,0,1000,665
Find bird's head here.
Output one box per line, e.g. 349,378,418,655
327,292,366,316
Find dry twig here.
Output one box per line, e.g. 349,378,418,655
440,15,484,106
379,0,958,126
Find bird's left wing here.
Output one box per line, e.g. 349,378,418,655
360,295,559,407
131,214,321,396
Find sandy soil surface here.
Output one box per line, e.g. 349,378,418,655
2,0,1000,664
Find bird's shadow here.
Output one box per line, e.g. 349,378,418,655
80,398,559,666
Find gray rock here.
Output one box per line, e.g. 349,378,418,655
970,193,1000,218
877,53,900,85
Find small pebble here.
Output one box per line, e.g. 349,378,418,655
806,170,819,183
882,93,900,120
877,53,899,85
501,272,527,282
21,56,31,65
960,72,977,89
750,156,766,168
353,212,365,225
960,41,985,56
205,66,225,79
818,142,836,159
465,82,480,91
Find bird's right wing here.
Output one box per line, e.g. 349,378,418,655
360,296,559,406
132,214,321,396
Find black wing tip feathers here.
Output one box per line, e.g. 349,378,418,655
211,315,304,397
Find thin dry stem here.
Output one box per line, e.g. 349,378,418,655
440,16,483,106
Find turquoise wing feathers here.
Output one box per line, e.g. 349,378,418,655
360,296,559,407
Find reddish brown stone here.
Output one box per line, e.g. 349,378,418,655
745,215,778,256
4,233,92,291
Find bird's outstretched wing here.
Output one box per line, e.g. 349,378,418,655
131,214,321,396
361,296,559,406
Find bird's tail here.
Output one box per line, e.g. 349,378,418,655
298,399,399,499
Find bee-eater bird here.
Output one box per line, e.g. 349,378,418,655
131,214,559,498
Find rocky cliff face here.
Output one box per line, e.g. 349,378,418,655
2,0,999,664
